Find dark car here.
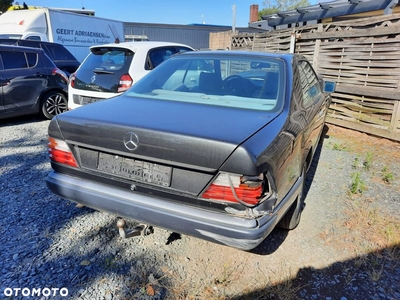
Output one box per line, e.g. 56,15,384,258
46,51,335,250
0,38,80,75
0,44,68,120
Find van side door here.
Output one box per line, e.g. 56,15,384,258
0,49,46,111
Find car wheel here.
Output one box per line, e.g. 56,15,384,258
41,91,68,119
278,163,306,230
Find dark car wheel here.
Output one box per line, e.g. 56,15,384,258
41,91,68,120
278,163,306,230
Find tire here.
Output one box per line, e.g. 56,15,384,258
278,163,306,230
40,91,68,120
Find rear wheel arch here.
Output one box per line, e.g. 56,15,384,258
277,161,307,230
40,89,68,120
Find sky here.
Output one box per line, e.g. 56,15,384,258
17,0,323,27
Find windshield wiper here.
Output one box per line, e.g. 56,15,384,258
93,69,114,74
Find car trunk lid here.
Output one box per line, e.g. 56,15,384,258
54,95,279,171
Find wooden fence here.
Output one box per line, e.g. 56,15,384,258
229,14,400,142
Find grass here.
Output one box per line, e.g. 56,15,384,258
349,172,366,194
156,261,303,300
332,142,348,151
363,152,373,171
381,166,394,183
343,198,400,250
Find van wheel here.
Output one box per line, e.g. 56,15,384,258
41,91,68,119
278,163,306,230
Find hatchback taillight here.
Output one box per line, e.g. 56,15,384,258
201,173,265,206
117,74,133,92
52,68,68,84
48,137,78,168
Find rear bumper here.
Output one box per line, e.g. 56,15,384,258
46,171,301,250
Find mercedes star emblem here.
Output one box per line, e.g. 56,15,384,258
123,132,139,151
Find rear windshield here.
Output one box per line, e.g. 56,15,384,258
127,54,285,111
74,47,133,93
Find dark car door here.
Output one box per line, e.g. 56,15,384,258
297,59,328,152
0,55,3,112
0,49,47,112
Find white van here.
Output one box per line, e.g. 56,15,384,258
0,8,124,62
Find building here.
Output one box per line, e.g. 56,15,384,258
123,22,260,49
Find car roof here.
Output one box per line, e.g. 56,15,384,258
174,50,304,64
89,41,194,51
0,38,62,47
0,44,43,53
182,50,297,59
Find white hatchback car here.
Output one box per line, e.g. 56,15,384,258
68,41,193,109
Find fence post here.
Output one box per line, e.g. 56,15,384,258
290,32,296,53
390,100,400,133
312,23,323,70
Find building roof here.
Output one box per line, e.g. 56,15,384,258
250,0,399,30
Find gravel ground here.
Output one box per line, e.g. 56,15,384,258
0,116,399,300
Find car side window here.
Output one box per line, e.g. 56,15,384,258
0,51,28,69
298,60,321,108
146,47,177,70
26,52,37,67
176,47,193,53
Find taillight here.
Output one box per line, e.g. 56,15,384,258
52,68,68,84
201,173,264,206
48,137,78,168
117,74,133,92
69,72,76,88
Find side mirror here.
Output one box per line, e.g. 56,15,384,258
323,81,336,93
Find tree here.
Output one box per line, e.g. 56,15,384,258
0,0,13,14
258,0,311,20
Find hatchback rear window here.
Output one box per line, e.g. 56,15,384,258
74,47,134,93
85,48,133,71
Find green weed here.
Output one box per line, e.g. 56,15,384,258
332,142,347,151
350,172,365,194
381,166,394,183
363,152,373,171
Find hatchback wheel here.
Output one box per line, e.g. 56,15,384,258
41,91,68,119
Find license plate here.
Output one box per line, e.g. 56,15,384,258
81,96,101,105
97,153,172,186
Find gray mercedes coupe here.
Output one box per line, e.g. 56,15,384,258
46,51,335,250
